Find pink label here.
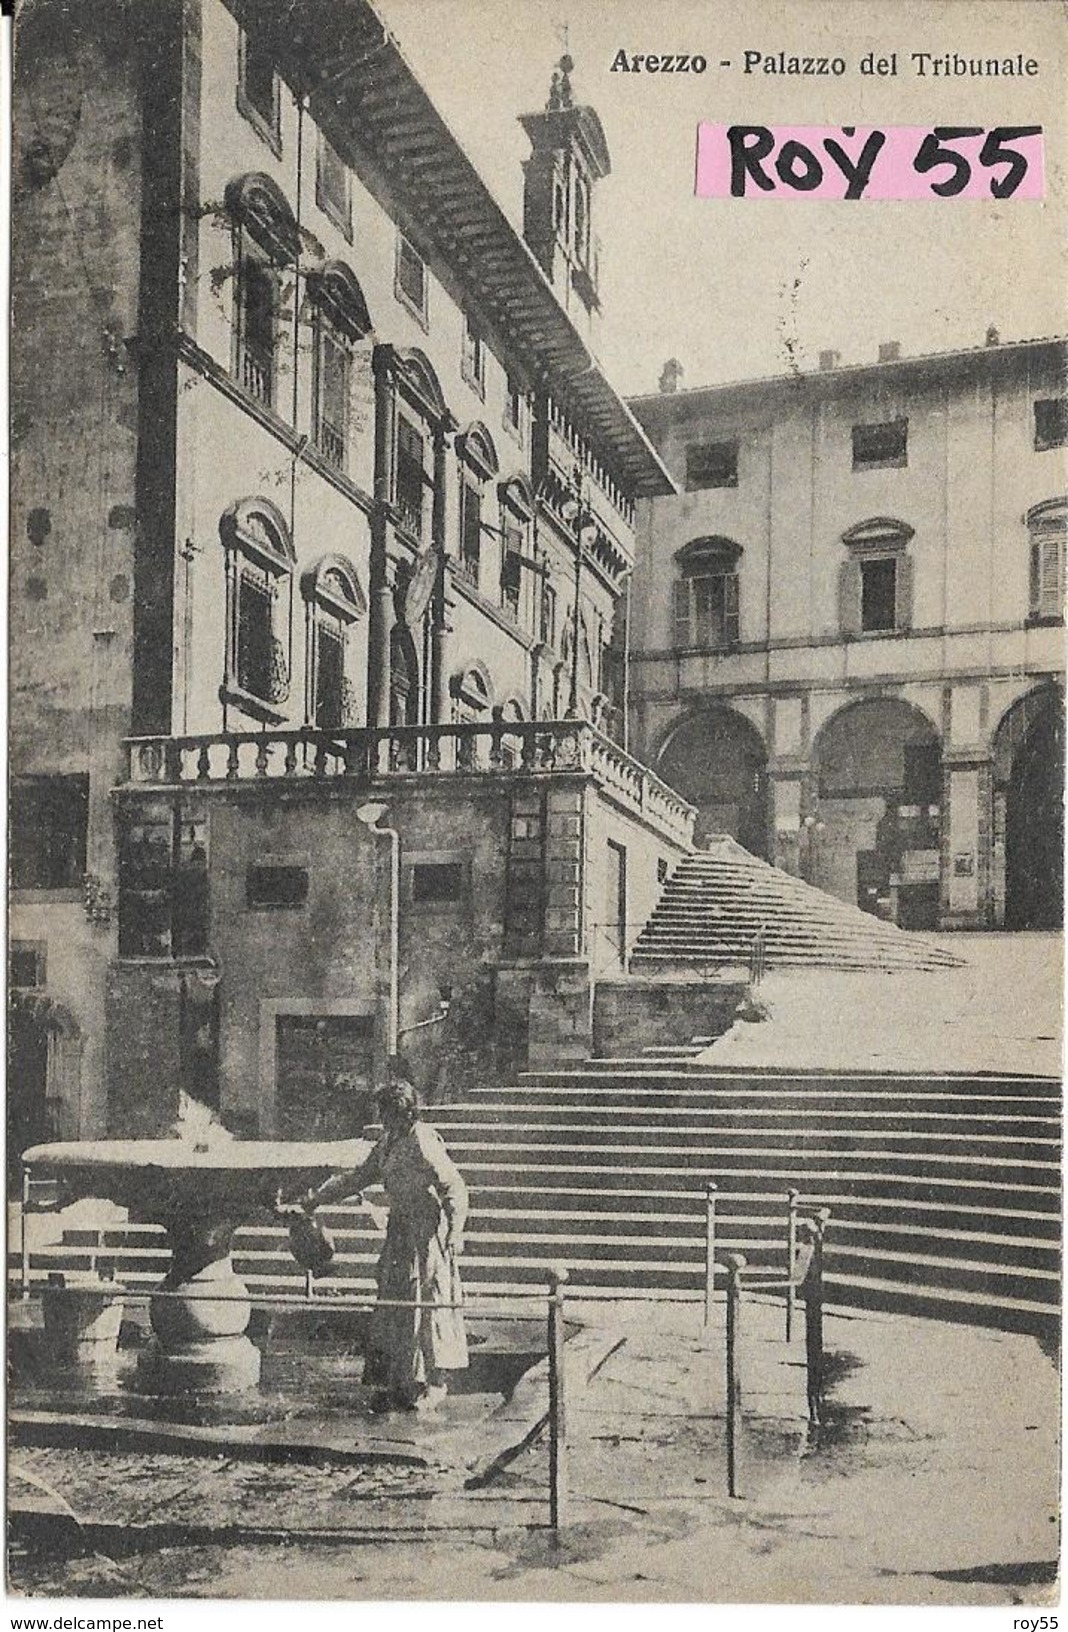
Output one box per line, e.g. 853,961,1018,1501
695,124,1044,200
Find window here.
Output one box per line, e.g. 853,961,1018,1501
9,942,46,988
394,415,427,538
839,517,915,637
119,812,208,959
501,517,523,618
1027,499,1066,622
685,441,738,491
852,418,908,470
220,497,294,722
462,315,485,395
504,374,525,440
541,581,557,648
395,232,427,322
860,557,898,633
237,253,278,407
302,557,366,728
672,537,743,649
247,864,309,909
673,572,740,648
316,131,351,237
10,775,88,890
237,30,280,154
573,173,590,263
1034,398,1068,452
459,480,482,587
412,862,466,904
314,322,349,470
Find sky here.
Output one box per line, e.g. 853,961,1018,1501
375,0,1067,397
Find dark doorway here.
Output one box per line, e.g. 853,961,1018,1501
6,1006,54,1189
656,708,769,855
1002,693,1064,929
275,1013,375,1140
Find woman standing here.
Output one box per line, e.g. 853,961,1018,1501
301,1079,468,1411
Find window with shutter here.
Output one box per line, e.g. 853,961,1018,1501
1025,499,1066,624
395,233,427,321
459,481,482,587
238,255,277,406
315,625,345,728
395,416,426,537
314,324,349,470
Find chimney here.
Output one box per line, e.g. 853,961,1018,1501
985,325,1000,346
659,358,684,395
878,341,901,363
818,349,840,371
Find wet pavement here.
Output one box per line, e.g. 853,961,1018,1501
7,1295,1059,1604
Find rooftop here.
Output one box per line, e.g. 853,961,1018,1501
226,0,676,498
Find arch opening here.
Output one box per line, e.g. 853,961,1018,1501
656,708,768,854
993,686,1064,930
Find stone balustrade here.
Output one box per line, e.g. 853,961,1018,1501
124,720,696,847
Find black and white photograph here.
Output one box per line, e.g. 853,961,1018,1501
5,0,1066,1612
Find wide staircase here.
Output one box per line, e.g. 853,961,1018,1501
631,837,964,972
17,1064,1060,1337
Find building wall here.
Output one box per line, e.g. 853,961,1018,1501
630,345,1066,928
9,3,151,1140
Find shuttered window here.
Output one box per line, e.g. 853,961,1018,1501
673,573,740,649
1030,533,1065,620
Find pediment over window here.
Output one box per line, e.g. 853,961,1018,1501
499,472,535,520
306,260,372,342
300,554,367,622
675,535,744,574
842,516,915,553
450,660,495,711
395,347,448,422
224,172,300,264
219,496,295,571
456,421,500,482
1026,496,1067,531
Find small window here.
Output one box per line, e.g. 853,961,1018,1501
685,441,738,491
459,480,482,587
852,419,908,470
412,862,466,904
314,321,349,470
9,943,46,988
504,375,525,439
395,232,427,322
316,131,351,237
394,415,427,538
220,497,294,722
237,30,280,153
10,776,89,890
247,864,309,909
573,174,590,263
1034,398,1068,452
119,813,209,958
462,315,485,395
860,557,898,632
1028,501,1067,622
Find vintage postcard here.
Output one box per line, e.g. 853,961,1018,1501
5,0,1066,1614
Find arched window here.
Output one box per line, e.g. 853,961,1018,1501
450,661,495,723
225,174,300,411
673,537,742,651
455,422,499,594
306,261,372,474
1026,498,1066,624
839,517,914,637
301,556,366,728
498,474,534,623
219,497,295,724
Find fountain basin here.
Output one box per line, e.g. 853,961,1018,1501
23,1138,373,1394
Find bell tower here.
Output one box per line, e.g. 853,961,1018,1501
519,55,611,343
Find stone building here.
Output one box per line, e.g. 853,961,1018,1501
8,0,689,1153
627,337,1066,934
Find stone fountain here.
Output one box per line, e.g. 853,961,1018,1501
23,1096,371,1394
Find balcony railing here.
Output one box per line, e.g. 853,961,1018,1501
124,721,696,847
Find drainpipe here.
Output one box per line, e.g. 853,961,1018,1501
356,801,400,1062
